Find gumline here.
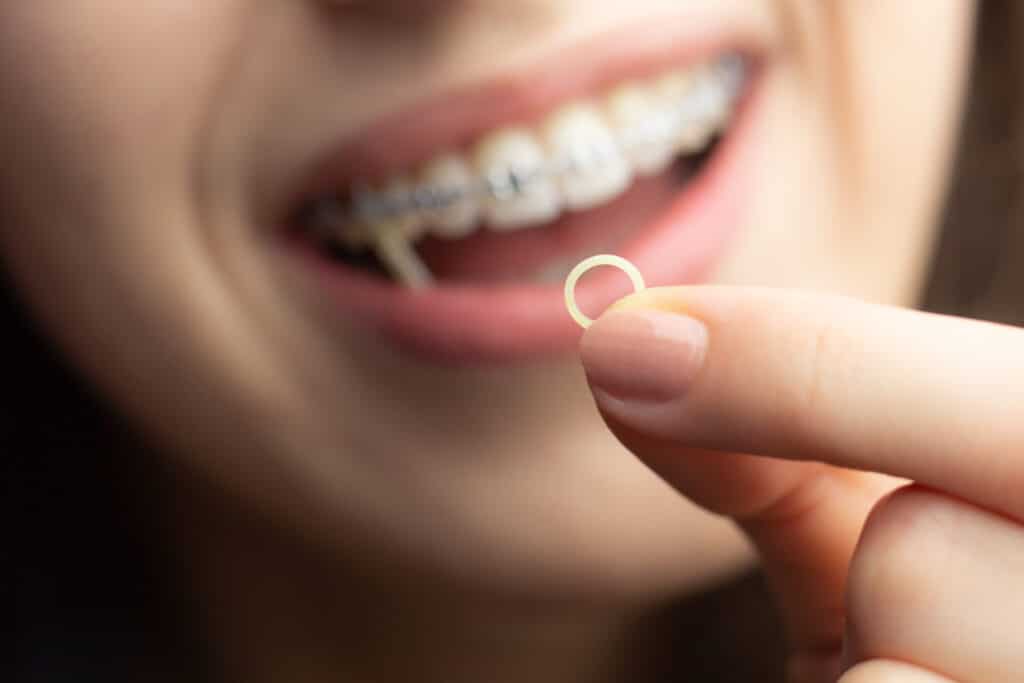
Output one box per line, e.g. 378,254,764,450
315,53,748,228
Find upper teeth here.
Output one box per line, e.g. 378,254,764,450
306,53,747,286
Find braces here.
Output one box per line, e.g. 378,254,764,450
321,54,746,229
308,54,747,286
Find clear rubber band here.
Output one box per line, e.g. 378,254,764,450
564,254,646,329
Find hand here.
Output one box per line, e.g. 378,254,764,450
579,286,1024,683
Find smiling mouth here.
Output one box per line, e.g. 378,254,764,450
292,52,749,288
276,15,765,363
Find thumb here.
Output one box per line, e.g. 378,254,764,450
580,305,901,681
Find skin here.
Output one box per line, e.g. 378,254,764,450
0,2,987,682
581,287,1024,681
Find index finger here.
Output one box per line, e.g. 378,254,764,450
581,285,1024,520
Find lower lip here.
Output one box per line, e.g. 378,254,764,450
286,71,763,366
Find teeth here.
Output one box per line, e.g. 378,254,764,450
653,69,711,153
653,69,693,102
717,53,748,103
605,83,676,176
308,53,749,275
418,154,481,239
699,64,738,132
473,127,562,231
543,103,632,211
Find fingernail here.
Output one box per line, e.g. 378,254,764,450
580,309,708,402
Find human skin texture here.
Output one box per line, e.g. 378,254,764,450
580,285,1024,681
0,3,976,682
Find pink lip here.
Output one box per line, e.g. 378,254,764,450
281,22,767,366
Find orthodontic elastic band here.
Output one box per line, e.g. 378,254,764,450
564,254,646,328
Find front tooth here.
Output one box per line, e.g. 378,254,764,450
474,127,561,231
543,103,632,211
418,153,480,239
605,83,676,176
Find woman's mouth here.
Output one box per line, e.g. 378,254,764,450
279,22,765,364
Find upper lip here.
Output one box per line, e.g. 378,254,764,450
283,10,772,222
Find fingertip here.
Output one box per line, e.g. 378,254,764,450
604,285,700,316
580,308,708,404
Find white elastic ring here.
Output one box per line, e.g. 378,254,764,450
564,254,646,329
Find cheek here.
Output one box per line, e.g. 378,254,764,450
834,1,973,300
0,5,246,218
0,4,294,463
719,1,972,303
837,1,973,212
0,4,250,334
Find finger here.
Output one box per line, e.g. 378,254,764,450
838,659,957,683
580,285,1024,521
580,286,1022,672
842,485,1024,682
607,417,901,669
